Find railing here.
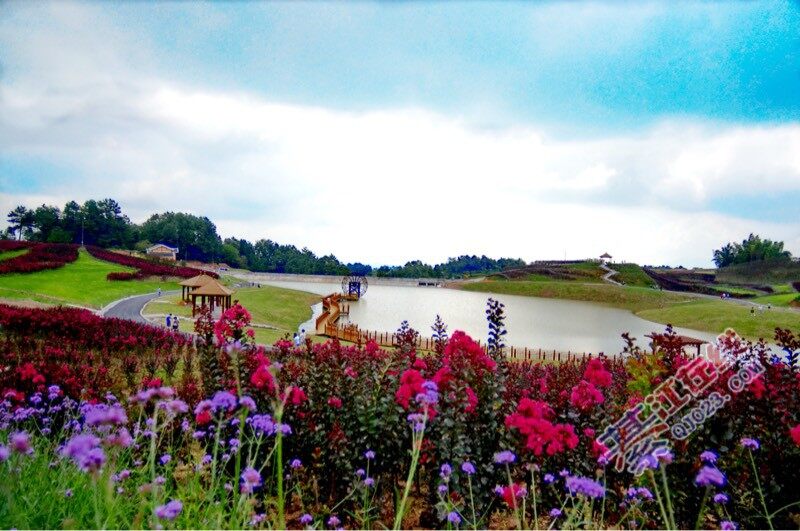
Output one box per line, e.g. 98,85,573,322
322,322,599,362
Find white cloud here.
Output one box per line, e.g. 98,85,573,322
1,2,799,267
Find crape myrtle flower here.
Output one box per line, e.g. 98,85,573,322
154,499,183,521
740,438,760,451
695,466,726,488
494,450,516,465
565,475,605,498
700,450,718,464
461,462,476,475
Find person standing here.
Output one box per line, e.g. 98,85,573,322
157,287,162,297
300,328,307,343
293,332,301,347
166,313,172,329
172,315,180,332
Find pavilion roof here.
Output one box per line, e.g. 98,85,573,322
645,333,706,346
190,278,235,296
600,252,612,258
179,274,215,288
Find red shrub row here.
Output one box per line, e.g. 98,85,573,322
0,242,78,274
106,272,139,281
0,241,34,252
85,245,217,279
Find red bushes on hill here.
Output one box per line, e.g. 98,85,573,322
0,242,78,274
85,245,217,280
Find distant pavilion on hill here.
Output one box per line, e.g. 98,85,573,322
189,278,234,316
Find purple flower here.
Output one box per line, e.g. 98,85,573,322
327,515,340,527
62,434,105,472
194,399,213,415
494,450,516,464
364,449,376,460
565,475,605,498
543,473,555,484
721,521,738,530
416,380,439,405
249,414,275,435
493,485,505,496
277,423,292,436
160,454,172,465
211,391,237,411
440,463,452,479
0,445,9,462
300,514,313,525
364,477,375,488
290,458,302,469
64,488,73,498
154,499,183,520
9,431,33,455
700,450,718,464
461,462,476,475
355,468,365,477
740,438,760,450
714,493,730,504
637,454,659,471
695,466,726,488
239,396,256,411
549,508,562,518
447,511,461,525
241,467,262,493
162,399,189,415
437,483,448,495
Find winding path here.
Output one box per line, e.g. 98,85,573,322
101,290,178,324
599,263,622,286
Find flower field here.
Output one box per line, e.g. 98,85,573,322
0,241,78,274
84,245,218,280
1,300,800,529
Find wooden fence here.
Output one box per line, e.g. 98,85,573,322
323,322,598,362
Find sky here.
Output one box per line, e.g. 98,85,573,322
1,0,799,267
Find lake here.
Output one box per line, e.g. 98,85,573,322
242,276,718,355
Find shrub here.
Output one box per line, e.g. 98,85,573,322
0,242,78,275
85,245,217,280
106,272,140,281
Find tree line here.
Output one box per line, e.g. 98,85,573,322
4,200,525,278
712,233,793,267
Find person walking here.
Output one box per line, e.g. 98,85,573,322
157,287,162,297
293,332,301,347
172,315,180,332
166,313,172,328
299,328,307,343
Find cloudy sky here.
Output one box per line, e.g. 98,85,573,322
1,1,799,266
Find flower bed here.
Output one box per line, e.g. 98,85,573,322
84,245,217,280
0,301,799,529
0,242,78,274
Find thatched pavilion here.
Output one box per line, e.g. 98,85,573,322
178,273,214,302
190,278,234,316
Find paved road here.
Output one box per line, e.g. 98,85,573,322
101,290,178,324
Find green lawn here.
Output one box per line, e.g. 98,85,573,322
752,293,800,308
612,263,658,288
0,249,27,262
462,278,800,340
144,284,320,340
0,250,178,308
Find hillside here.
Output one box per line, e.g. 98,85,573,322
715,258,800,285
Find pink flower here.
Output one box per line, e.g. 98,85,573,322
570,380,604,411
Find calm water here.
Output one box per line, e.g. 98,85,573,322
256,278,717,355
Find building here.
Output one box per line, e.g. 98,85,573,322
599,252,612,264
146,243,179,261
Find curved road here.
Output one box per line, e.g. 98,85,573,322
101,290,178,324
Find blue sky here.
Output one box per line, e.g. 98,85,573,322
1,1,799,265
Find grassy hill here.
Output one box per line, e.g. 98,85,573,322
0,249,177,308
715,258,800,285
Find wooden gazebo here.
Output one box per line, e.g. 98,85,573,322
646,333,706,357
178,273,214,302
190,278,234,316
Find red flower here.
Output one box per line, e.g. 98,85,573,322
396,369,425,409
570,380,604,411
195,410,212,426
790,425,800,447
749,375,766,399
250,364,275,393
412,358,427,370
506,398,578,456
465,386,478,413
327,396,343,409
287,386,307,406
584,358,612,388
502,484,526,508
443,330,497,377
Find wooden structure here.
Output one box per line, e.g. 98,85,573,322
146,243,179,261
646,333,706,357
600,252,612,264
341,275,368,301
190,278,234,316
178,273,214,302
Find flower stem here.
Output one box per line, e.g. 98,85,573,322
749,449,774,530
